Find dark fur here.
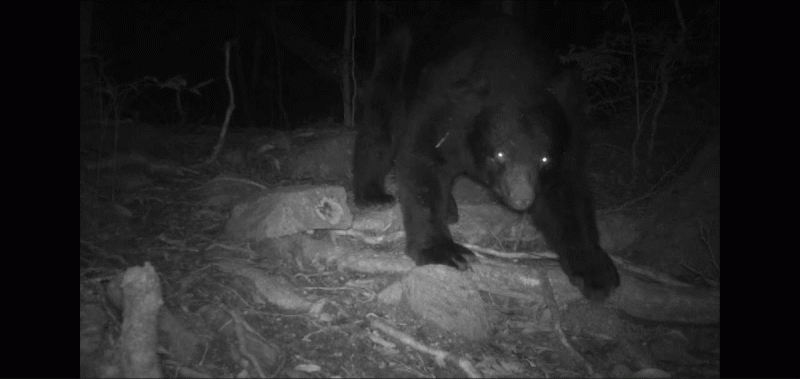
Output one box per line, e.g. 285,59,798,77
353,17,619,301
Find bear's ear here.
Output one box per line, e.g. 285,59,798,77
548,68,588,120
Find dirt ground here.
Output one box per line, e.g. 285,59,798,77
80,121,719,378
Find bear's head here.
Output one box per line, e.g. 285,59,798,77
467,91,568,211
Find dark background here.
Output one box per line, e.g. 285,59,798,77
82,1,719,131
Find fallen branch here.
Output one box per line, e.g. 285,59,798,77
367,314,481,378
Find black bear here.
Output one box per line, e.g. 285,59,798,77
353,17,620,301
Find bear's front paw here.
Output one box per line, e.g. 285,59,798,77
566,259,620,302
416,241,477,271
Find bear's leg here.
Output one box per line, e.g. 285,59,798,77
532,168,620,301
397,158,474,270
353,130,396,207
446,193,459,224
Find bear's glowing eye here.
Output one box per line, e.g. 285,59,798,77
494,151,507,163
541,156,548,164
